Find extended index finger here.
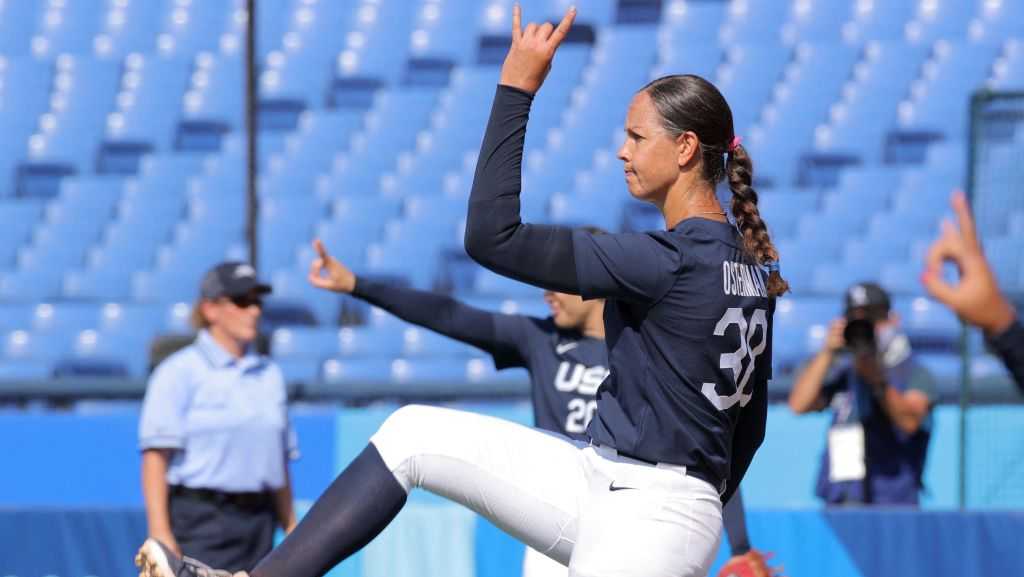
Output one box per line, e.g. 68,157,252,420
951,190,980,250
548,5,576,47
511,3,522,41
313,238,329,261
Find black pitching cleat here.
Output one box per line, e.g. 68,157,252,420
135,538,246,577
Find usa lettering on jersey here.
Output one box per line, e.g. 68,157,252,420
722,261,767,298
555,361,608,434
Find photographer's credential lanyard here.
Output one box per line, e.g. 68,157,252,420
827,374,866,483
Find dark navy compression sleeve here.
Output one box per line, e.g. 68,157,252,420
987,317,1024,393
722,490,751,556
351,277,516,358
464,84,580,294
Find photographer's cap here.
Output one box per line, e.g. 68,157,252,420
200,261,272,300
844,281,891,320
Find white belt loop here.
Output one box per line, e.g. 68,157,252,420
655,461,689,477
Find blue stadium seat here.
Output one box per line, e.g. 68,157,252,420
269,269,343,326
819,42,929,162
900,42,1003,137
270,327,343,361
0,0,1016,395
275,358,321,385
914,352,961,401
25,57,121,171
0,200,46,266
453,295,552,321
772,296,840,373
474,270,545,298
2,329,66,362
96,0,165,56
758,190,819,241
0,267,66,301
0,358,52,380
320,357,394,388
658,0,728,58
973,1,1024,42
30,303,100,336
106,55,192,151
811,263,883,295
0,2,42,55
401,327,478,358
63,329,148,377
181,53,244,130
159,2,233,56
363,239,444,289
0,57,53,194
36,0,106,55
894,296,960,352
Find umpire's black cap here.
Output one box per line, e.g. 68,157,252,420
199,261,272,300
844,281,891,321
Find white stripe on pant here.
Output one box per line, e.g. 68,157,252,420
370,405,723,577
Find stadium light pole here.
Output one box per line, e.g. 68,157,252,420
245,0,259,271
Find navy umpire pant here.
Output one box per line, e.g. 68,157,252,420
169,486,277,573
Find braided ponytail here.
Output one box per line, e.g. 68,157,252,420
641,74,789,296
727,144,789,297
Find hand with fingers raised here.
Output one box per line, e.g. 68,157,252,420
921,190,1016,336
499,4,577,94
307,239,357,294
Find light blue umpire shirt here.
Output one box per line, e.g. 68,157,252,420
139,330,299,493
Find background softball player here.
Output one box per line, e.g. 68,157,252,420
136,6,785,577
310,234,608,577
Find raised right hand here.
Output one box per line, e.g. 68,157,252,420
499,4,576,94
307,239,356,294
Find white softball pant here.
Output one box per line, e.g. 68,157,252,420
370,405,723,577
524,544,570,577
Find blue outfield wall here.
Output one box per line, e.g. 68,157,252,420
1,507,1020,577
1,403,1022,576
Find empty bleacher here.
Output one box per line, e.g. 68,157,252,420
0,0,1019,398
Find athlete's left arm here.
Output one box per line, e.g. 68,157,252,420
723,382,767,505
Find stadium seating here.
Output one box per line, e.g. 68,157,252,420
0,0,1018,393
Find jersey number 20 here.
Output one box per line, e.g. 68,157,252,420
701,307,768,411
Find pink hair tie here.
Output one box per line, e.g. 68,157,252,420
728,135,742,153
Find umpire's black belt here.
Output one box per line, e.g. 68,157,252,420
170,485,274,510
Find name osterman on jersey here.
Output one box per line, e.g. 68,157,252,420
722,261,767,298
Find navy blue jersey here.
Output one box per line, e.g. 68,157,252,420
492,315,607,438
574,221,774,493
464,84,775,501
350,278,605,439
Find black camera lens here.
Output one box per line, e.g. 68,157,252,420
843,318,876,355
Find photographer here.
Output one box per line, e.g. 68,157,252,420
789,283,934,506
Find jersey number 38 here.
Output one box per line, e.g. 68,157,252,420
701,307,768,411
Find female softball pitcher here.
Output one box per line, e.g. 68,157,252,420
136,6,785,577
304,236,777,577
